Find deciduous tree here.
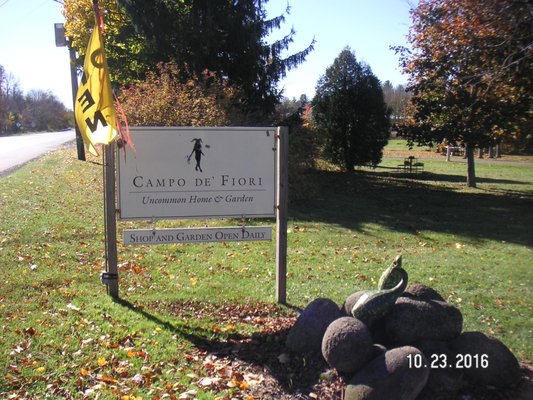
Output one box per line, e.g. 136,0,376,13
22,90,71,132
313,48,390,171
396,0,532,187
0,66,7,133
0,66,36,133
62,0,148,85
117,63,238,127
382,81,411,125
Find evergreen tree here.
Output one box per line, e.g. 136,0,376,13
313,48,390,170
117,0,315,119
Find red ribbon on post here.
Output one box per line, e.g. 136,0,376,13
90,0,134,156
93,0,104,34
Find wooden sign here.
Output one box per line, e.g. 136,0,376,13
118,127,277,220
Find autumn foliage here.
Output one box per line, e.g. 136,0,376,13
397,0,532,186
62,0,148,85
117,63,239,127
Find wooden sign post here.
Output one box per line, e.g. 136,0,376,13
102,142,119,298
276,127,288,304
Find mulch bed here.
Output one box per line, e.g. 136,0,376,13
148,301,533,400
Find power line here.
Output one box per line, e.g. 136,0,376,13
0,0,11,9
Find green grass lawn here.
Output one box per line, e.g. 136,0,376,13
0,146,531,399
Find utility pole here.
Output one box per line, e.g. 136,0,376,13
54,22,86,161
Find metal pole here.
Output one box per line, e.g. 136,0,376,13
276,126,289,304
102,142,119,298
69,43,86,161
54,23,85,160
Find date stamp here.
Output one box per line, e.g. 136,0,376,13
407,353,489,369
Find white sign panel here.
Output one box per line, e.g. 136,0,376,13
118,127,277,220
123,226,272,245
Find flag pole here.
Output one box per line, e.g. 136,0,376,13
92,0,119,299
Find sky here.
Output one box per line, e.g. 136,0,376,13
0,0,414,109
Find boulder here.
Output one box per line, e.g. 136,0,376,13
450,331,521,388
402,283,445,302
286,298,342,354
345,346,430,400
384,297,462,344
416,340,465,399
321,317,374,375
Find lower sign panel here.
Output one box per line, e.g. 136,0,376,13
123,226,272,245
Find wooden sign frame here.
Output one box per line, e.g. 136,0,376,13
101,127,288,303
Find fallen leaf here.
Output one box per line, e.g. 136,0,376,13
66,303,81,311
23,327,37,336
178,389,197,399
198,376,221,387
130,373,145,386
244,373,264,386
97,374,118,384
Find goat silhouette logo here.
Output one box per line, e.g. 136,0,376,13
186,138,209,172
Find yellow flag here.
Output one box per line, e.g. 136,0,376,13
74,23,117,156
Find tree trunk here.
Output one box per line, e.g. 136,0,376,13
465,143,476,188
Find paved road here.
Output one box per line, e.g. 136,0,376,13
0,130,75,176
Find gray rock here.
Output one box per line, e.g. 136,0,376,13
450,331,521,388
342,291,367,316
345,346,430,400
402,283,445,302
286,298,342,354
384,297,462,344
416,340,465,398
321,317,374,375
